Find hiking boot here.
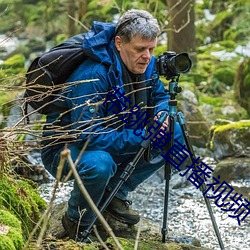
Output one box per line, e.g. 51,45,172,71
61,213,97,243
105,196,140,225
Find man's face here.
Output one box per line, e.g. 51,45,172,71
115,35,157,74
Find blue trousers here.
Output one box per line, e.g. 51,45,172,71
41,123,184,226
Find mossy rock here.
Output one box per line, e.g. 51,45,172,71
0,209,24,250
209,120,250,160
214,157,250,183
0,174,47,239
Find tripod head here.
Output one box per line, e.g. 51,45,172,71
168,76,182,100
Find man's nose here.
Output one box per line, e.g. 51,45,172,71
142,49,151,59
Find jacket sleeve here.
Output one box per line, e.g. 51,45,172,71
65,61,145,156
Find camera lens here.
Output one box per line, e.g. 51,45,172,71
174,53,192,73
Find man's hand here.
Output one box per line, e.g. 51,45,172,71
154,111,169,138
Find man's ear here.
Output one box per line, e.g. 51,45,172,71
115,36,122,51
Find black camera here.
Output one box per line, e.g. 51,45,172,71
156,51,192,79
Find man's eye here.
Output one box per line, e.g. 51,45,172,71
136,48,144,52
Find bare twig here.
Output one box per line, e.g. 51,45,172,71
61,148,124,250
68,14,90,32
134,220,142,250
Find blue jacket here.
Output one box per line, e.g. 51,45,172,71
44,21,170,156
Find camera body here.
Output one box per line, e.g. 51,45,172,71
156,51,192,79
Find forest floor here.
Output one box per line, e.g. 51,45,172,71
28,202,211,250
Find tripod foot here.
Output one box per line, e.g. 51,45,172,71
161,227,168,243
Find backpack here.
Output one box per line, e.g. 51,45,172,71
24,34,87,115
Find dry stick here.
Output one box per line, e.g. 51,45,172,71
22,154,65,249
93,225,110,250
134,220,142,250
62,148,124,250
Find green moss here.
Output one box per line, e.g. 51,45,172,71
0,54,26,86
166,242,183,250
106,237,204,250
0,235,16,250
234,58,250,116
213,120,250,133
213,67,235,86
0,209,24,249
0,209,21,229
7,228,24,249
0,175,47,239
217,40,237,51
199,95,224,107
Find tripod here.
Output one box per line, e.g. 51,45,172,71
161,76,225,249
82,77,225,249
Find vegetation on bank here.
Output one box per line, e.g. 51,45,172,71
0,173,46,249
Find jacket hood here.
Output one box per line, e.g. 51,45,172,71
82,21,116,65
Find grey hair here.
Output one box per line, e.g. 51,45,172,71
115,9,160,43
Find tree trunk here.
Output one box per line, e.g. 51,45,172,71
78,0,88,20
167,0,196,62
67,0,77,36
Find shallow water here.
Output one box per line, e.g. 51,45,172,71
130,175,250,250
38,157,250,250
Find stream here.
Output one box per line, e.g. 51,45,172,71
38,156,250,250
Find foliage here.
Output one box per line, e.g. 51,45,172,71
1,54,25,68
0,174,47,238
234,57,250,115
197,0,250,45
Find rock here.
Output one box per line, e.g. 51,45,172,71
213,157,250,182
179,100,211,148
221,105,237,116
181,89,199,105
209,120,250,160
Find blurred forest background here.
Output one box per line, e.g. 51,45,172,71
0,0,250,127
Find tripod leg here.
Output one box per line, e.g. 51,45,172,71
177,112,225,250
162,114,175,243
161,163,171,243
